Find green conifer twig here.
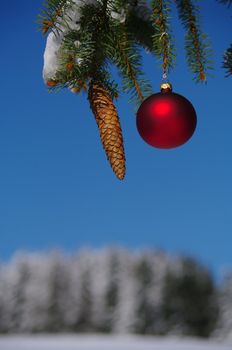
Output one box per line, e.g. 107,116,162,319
151,0,175,76
175,0,212,82
223,45,232,76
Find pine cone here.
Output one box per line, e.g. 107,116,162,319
88,81,126,180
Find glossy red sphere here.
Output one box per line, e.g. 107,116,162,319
136,91,197,149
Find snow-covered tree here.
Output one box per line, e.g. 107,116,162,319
43,252,71,332
92,249,120,332
0,254,31,332
215,272,232,341
112,248,137,333
161,257,219,337
134,255,156,334
132,250,174,335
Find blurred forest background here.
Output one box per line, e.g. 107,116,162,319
0,248,231,339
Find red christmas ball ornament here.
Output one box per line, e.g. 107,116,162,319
136,83,197,149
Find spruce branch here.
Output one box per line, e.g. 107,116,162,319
125,9,154,51
38,0,73,34
84,1,126,179
78,1,111,83
217,0,232,7
223,44,232,76
218,0,232,76
117,35,144,103
105,28,153,105
40,0,217,179
55,29,95,88
175,0,212,82
151,0,175,75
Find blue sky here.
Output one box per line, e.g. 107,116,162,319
0,1,231,278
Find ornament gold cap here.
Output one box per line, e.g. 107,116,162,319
160,82,172,93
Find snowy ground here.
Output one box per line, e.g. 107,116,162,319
0,335,231,350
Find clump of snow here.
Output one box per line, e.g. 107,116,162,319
110,9,126,23
43,0,98,82
43,32,63,82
